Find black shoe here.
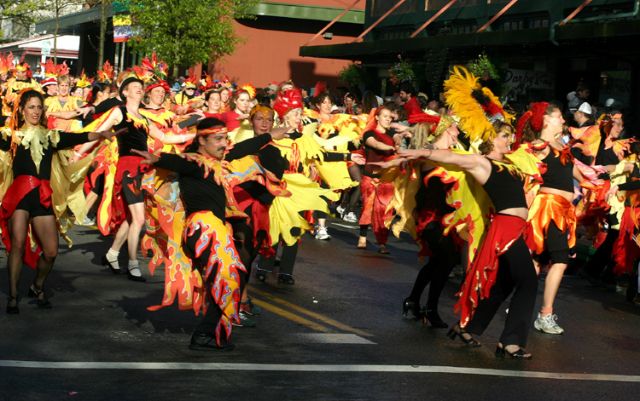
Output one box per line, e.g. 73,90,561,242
496,344,532,359
277,273,295,285
28,284,52,309
102,255,121,274
6,296,19,314
425,310,448,329
126,267,146,282
255,267,271,282
402,298,421,320
189,333,235,351
446,324,481,347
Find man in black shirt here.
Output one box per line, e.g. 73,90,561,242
133,117,288,350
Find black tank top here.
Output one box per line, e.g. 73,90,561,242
541,149,574,192
114,105,149,156
482,160,527,212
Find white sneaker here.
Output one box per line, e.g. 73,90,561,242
79,216,96,226
315,226,331,240
343,212,358,223
336,205,345,217
534,313,564,335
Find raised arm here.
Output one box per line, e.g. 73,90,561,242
398,148,492,184
148,123,195,144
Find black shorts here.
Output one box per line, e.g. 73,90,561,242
16,188,54,218
536,222,570,265
122,170,144,206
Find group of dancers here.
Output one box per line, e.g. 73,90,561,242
1,53,638,356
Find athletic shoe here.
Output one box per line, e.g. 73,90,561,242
343,212,358,223
232,311,256,328
534,313,564,335
315,226,331,240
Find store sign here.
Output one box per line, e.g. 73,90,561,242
113,14,133,43
502,69,553,97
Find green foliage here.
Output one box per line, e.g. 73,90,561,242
389,59,415,86
0,0,46,38
338,63,364,88
128,0,257,76
468,52,499,80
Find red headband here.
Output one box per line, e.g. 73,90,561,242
197,126,227,136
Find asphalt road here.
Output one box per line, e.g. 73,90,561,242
1,220,640,400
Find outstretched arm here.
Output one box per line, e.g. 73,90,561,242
398,148,492,184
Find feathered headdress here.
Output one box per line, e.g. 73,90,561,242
96,60,115,84
238,83,256,99
515,101,549,146
313,81,327,97
75,71,93,88
0,52,14,75
14,53,30,73
443,65,512,142
273,89,303,119
139,53,170,92
199,74,215,92
184,73,198,89
42,59,69,80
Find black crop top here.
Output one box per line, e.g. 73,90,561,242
482,160,527,212
541,150,574,192
114,105,149,156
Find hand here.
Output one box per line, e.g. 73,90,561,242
131,149,160,165
98,127,127,140
624,162,634,173
269,127,291,141
350,153,365,165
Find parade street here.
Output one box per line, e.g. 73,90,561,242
1,220,640,401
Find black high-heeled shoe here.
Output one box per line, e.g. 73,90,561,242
102,255,121,274
277,273,295,285
6,296,19,314
446,324,481,347
495,344,532,359
402,298,421,320
255,267,271,282
424,309,448,329
28,284,52,309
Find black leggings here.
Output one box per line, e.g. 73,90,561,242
408,224,459,312
259,241,299,276
466,237,538,347
186,222,253,344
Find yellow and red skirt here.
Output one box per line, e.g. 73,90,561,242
358,175,394,245
525,192,576,256
455,214,527,328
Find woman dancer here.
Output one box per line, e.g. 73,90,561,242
401,121,538,358
0,89,117,313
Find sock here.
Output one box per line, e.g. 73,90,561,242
106,249,120,269
128,260,142,277
540,306,553,316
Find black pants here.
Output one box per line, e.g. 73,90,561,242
260,241,299,276
583,228,619,282
408,224,459,312
466,237,538,347
186,221,253,344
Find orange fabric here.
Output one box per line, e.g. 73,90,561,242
455,214,527,328
0,175,52,268
613,206,640,276
358,175,394,245
525,193,576,255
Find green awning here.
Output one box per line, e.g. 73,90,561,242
35,2,364,34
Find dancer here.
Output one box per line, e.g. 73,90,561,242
90,73,194,281
517,102,579,335
399,115,461,327
0,89,118,313
133,117,289,350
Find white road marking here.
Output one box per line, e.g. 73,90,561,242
330,222,359,230
295,333,376,344
1,360,640,382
